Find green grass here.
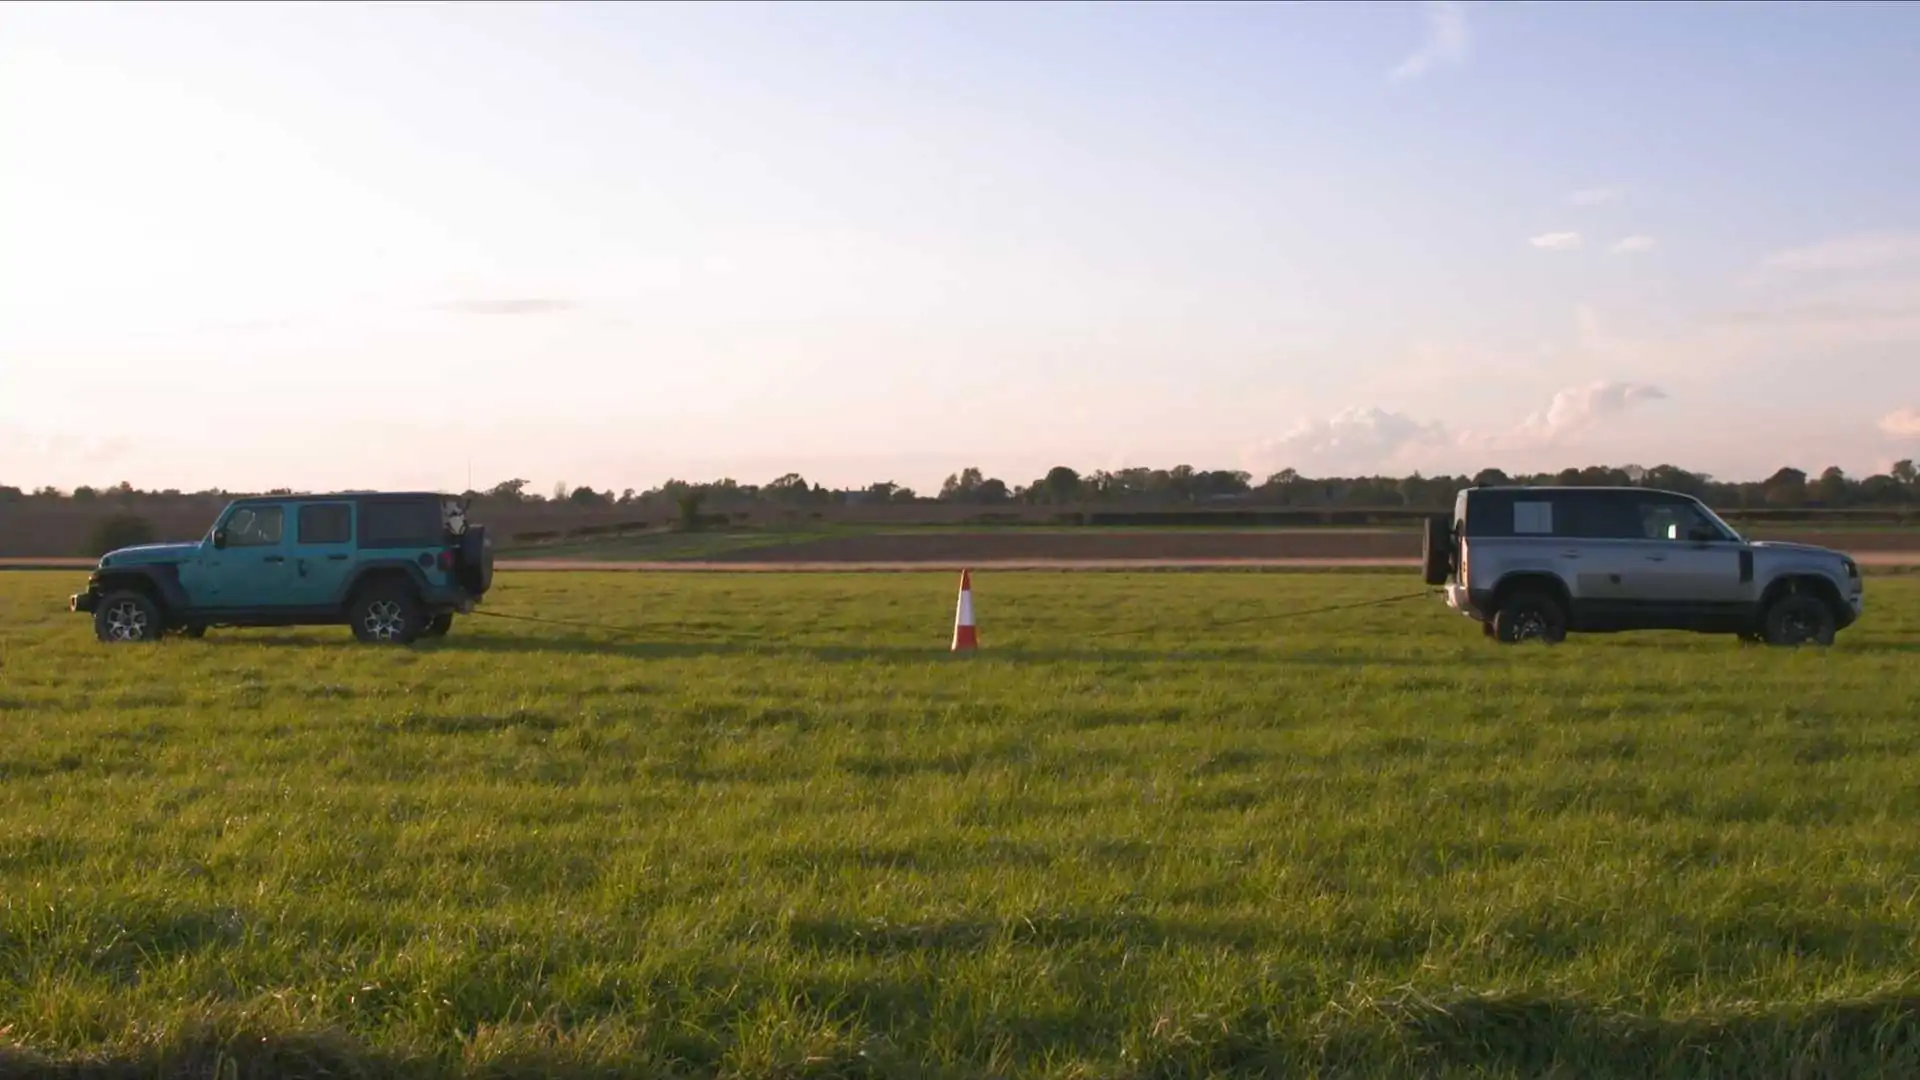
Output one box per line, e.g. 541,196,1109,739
5,569,1920,1079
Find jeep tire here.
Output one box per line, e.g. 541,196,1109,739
94,589,163,644
349,581,425,645
1492,589,1567,644
1761,593,1836,647
423,613,454,638
1420,515,1453,587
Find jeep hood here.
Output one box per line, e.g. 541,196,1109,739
100,542,202,567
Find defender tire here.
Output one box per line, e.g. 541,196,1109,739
423,613,454,638
1420,515,1454,587
1492,589,1567,644
94,589,163,644
349,581,425,645
1761,594,1836,647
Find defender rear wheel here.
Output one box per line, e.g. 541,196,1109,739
94,590,162,644
1492,590,1567,644
349,582,425,645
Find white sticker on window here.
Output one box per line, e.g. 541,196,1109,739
1514,501,1554,535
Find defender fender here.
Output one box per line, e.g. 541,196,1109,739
1481,570,1574,618
91,564,191,613
1757,573,1853,630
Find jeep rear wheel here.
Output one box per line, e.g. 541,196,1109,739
1762,594,1836,647
1493,590,1567,644
349,583,424,645
94,590,162,644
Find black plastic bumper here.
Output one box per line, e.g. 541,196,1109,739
70,591,96,613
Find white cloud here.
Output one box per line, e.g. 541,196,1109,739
1882,409,1920,439
1389,1,1468,83
1609,235,1657,255
1514,380,1667,444
1249,380,1668,475
1758,233,1920,274
1529,232,1582,251
1568,186,1625,207
1249,406,1450,476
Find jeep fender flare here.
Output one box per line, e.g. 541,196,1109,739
340,561,433,609
92,565,190,613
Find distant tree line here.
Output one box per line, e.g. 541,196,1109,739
8,459,1920,513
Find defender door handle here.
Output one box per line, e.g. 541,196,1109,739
1645,554,1667,562
1560,551,1580,559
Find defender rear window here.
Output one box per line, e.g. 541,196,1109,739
358,500,443,548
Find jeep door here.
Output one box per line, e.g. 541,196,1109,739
210,503,292,608
287,501,357,608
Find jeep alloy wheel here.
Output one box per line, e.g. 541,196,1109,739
349,585,423,645
94,591,161,644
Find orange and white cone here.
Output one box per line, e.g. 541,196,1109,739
951,568,978,651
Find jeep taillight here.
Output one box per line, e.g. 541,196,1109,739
437,549,454,571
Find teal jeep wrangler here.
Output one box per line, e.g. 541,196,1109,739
69,491,494,644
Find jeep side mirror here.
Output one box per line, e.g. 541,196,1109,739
211,529,227,550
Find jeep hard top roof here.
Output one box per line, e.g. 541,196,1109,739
226,490,452,504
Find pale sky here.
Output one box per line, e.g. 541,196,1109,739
4,0,1919,494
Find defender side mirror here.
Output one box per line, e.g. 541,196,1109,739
1687,524,1718,543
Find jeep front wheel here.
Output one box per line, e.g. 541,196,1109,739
94,590,162,644
1492,590,1567,644
1761,594,1836,647
349,584,424,645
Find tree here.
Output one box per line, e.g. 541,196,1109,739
675,488,706,531
1894,459,1918,486
487,478,532,501
1814,466,1849,506
1762,467,1808,507
88,512,154,556
1041,465,1082,504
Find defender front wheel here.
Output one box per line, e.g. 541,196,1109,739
1761,594,1836,647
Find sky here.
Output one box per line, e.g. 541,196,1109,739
3,0,1919,495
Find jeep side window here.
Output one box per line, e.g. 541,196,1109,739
223,506,284,547
298,503,353,545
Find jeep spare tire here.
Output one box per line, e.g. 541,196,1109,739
1421,515,1454,586
458,525,493,595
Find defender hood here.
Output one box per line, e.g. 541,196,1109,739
100,542,202,567
1748,540,1845,559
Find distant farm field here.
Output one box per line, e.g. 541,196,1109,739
6,570,1920,1078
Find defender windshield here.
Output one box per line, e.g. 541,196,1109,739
1692,498,1743,542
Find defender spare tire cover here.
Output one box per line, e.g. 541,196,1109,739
1421,514,1453,586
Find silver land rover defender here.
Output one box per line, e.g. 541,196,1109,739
1422,485,1864,646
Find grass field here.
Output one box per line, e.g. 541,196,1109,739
5,569,1920,1079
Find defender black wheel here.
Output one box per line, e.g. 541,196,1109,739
1492,590,1567,644
423,613,454,638
1761,594,1836,647
94,590,162,644
349,582,425,645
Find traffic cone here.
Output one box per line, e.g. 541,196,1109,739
951,568,978,651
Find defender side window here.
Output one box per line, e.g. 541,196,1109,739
1512,499,1555,536
1637,498,1719,541
222,506,284,547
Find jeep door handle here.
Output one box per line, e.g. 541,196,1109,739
326,554,349,561
263,555,285,563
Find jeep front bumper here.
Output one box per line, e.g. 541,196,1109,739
70,591,96,613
